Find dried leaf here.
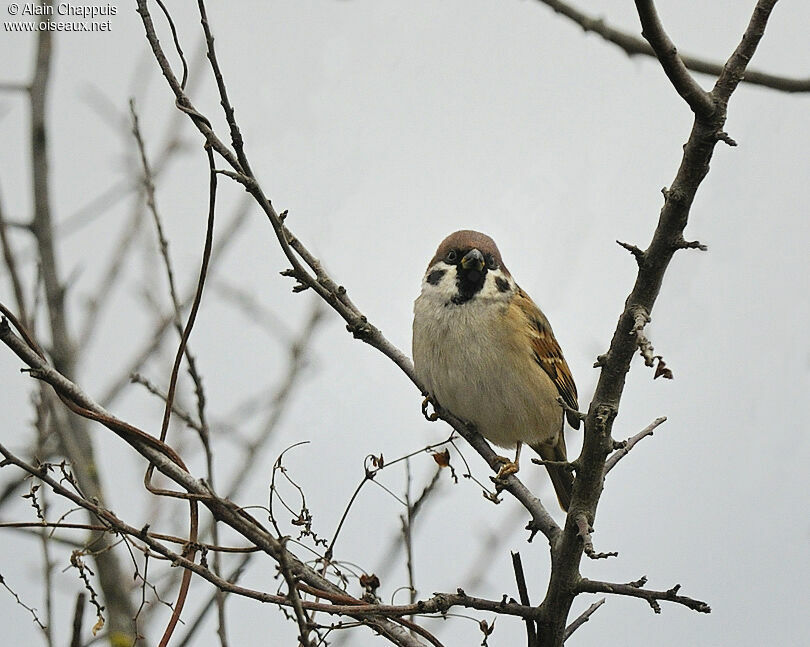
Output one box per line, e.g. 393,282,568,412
91,615,105,636
431,449,451,467
479,618,495,645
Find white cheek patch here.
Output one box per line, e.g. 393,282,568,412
478,268,514,302
421,263,459,302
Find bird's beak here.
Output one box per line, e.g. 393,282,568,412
460,248,485,272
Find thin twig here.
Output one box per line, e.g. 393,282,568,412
563,598,604,641
577,578,711,614
533,0,809,92
604,417,667,474
0,571,48,631
402,460,417,612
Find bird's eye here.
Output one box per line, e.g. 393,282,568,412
445,250,459,263
485,254,498,270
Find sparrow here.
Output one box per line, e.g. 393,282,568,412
412,230,580,511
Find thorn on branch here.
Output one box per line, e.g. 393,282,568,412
715,131,737,146
674,237,708,251
280,269,309,293
616,240,646,266
627,576,648,588
574,514,618,560
524,520,541,543
593,352,609,368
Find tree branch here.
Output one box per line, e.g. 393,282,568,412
577,578,710,614
536,3,779,643
605,417,667,474
634,0,715,116
534,0,809,93
563,598,604,641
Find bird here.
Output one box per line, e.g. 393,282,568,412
412,230,580,511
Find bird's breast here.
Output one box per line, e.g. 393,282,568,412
412,294,560,448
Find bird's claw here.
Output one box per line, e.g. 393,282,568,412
421,396,439,422
493,456,519,479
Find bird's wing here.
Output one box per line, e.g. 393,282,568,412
515,287,580,429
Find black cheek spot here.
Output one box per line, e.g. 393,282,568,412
495,277,510,293
426,269,446,285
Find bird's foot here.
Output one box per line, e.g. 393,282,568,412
421,396,439,422
493,455,519,479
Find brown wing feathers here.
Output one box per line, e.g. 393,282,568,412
516,288,580,430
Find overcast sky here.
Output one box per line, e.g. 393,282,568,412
1,2,809,646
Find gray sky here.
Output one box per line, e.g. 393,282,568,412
1,2,809,646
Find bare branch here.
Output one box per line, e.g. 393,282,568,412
0,571,48,632
616,240,645,266
536,5,779,639
634,0,715,116
563,598,605,641
0,318,433,646
24,5,139,639
577,578,711,614
605,417,667,474
511,552,537,646
713,1,781,103
534,0,808,93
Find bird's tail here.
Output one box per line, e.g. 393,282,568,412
530,437,573,512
